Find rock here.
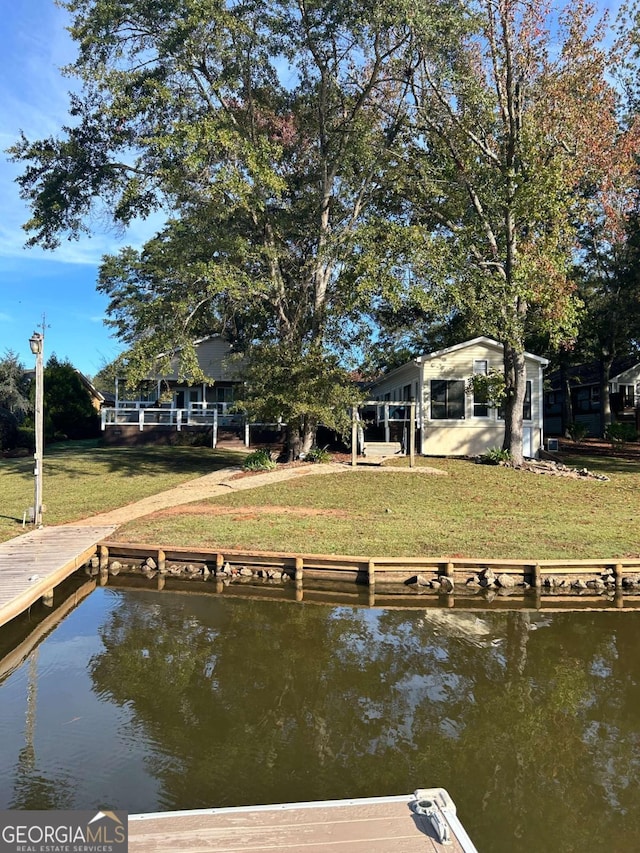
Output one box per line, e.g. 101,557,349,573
466,577,481,588
622,577,636,588
202,566,211,578
145,557,157,570
142,569,157,580
108,561,121,576
480,567,496,583
586,578,606,590
90,556,100,569
572,578,587,589
270,570,283,580
497,573,515,588
239,567,253,577
430,579,441,589
413,574,430,587
169,564,182,575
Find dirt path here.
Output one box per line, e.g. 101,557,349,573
70,460,445,529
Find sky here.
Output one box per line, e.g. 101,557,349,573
0,0,153,378
0,0,627,379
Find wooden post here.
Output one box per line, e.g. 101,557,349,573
445,561,454,578
296,586,304,602
368,589,376,607
351,406,358,467
216,553,224,574
157,549,166,573
212,408,218,449
368,560,376,588
42,589,54,607
532,563,541,589
99,545,109,571
99,568,109,587
409,401,416,468
614,563,623,589
156,574,166,591
295,557,304,589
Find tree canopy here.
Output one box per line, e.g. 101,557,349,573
10,0,640,459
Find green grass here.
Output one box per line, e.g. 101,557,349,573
0,442,245,543
112,455,640,560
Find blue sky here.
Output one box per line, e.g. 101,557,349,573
0,1,152,378
0,0,626,378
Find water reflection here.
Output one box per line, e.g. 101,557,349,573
1,588,640,852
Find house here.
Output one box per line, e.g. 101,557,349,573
102,336,245,443
544,357,640,437
366,337,548,458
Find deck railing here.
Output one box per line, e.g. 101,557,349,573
102,402,241,431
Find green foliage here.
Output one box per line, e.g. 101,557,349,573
477,446,511,465
304,445,332,463
0,350,30,419
605,422,637,445
466,370,506,409
0,408,18,451
567,422,589,444
242,449,276,471
36,355,101,441
15,426,35,450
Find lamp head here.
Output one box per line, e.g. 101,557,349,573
29,332,43,355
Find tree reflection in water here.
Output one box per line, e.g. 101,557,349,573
84,592,640,851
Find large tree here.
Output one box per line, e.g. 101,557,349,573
11,0,417,457
393,0,633,462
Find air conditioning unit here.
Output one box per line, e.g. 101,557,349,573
546,438,559,452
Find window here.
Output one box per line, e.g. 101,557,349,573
498,380,532,420
431,379,465,419
473,359,488,375
523,381,532,420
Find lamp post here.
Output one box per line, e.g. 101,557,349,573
29,332,44,527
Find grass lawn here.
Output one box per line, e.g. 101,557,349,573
112,454,640,560
0,442,245,543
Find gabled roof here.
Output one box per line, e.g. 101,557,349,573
369,336,549,387
414,336,549,366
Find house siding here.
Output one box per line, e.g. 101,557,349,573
369,338,547,458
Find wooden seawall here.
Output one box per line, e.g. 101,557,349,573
100,540,640,605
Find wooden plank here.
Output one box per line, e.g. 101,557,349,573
0,526,116,628
129,794,474,853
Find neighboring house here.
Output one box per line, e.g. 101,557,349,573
367,337,549,458
544,357,640,437
76,370,108,412
102,335,244,442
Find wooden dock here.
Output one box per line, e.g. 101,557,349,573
129,790,478,853
0,525,116,629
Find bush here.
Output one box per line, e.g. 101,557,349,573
243,449,276,471
605,422,637,445
15,426,35,450
477,446,511,465
0,408,18,451
567,422,589,444
304,445,331,463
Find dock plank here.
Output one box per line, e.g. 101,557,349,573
129,795,475,853
0,525,116,628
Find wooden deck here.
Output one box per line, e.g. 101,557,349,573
0,525,116,628
129,791,478,853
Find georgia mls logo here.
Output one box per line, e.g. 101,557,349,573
0,809,128,852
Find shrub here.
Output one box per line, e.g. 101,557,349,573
243,449,276,471
567,422,588,444
605,422,637,445
0,408,18,451
305,445,331,463
477,446,511,465
15,426,35,450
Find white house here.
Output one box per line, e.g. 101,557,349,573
367,337,549,458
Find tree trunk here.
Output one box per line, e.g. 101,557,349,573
286,417,317,461
502,343,527,465
559,360,574,438
599,356,614,437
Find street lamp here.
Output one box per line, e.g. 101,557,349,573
29,332,44,527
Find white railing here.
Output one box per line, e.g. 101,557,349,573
101,402,240,432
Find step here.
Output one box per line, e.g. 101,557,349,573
363,441,403,457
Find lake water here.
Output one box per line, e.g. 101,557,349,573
1,584,639,852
